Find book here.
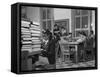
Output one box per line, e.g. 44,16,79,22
31,30,41,34
31,24,40,28
32,45,41,48
21,35,31,38
21,24,30,27
31,37,40,40
21,32,31,35
32,21,40,26
32,40,41,43
32,48,41,52
31,33,41,37
21,48,32,52
22,46,32,49
32,41,41,44
22,45,32,47
21,20,30,24
30,27,40,31
21,30,30,33
21,27,30,30
22,41,32,44
23,38,32,40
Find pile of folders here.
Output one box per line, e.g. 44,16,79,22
21,20,42,54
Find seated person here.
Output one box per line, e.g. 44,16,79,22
77,31,87,43
85,30,95,60
77,31,87,62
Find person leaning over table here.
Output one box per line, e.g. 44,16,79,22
60,27,73,41
60,27,70,41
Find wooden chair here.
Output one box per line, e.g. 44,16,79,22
59,43,70,63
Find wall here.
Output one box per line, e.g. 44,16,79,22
92,10,95,34
26,7,40,24
54,8,72,32
25,7,72,32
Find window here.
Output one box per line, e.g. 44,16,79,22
42,9,46,19
47,9,51,19
40,8,54,31
74,10,90,37
47,20,51,30
75,17,80,28
82,16,88,28
42,21,46,30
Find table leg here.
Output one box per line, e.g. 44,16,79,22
75,45,78,63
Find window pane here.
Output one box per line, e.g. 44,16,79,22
90,11,92,26
47,9,51,19
47,20,51,30
75,10,80,15
42,21,46,30
75,17,80,28
82,16,88,28
42,9,46,19
81,10,88,15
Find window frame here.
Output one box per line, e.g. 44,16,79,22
74,10,91,37
40,8,54,32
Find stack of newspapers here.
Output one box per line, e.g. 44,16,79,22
21,20,42,53
30,23,42,52
21,20,32,52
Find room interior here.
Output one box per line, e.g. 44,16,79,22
21,6,95,71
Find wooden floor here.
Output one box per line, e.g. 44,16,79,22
56,58,95,69
31,56,95,70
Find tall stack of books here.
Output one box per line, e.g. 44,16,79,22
21,20,33,71
30,23,42,53
21,20,32,53
21,20,42,54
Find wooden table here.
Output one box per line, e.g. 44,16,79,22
59,41,79,63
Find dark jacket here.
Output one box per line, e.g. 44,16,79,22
46,35,60,64
85,36,94,50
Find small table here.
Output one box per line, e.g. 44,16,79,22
59,41,79,63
